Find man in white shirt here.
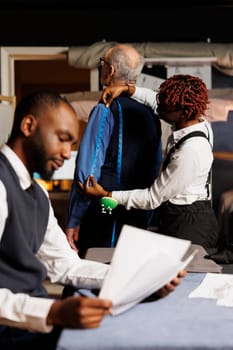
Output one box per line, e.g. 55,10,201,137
0,90,185,350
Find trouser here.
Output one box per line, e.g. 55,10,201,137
0,325,61,350
158,200,219,248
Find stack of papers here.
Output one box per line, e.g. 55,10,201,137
99,225,195,315
189,273,233,307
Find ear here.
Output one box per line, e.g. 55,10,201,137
20,114,38,136
109,64,115,77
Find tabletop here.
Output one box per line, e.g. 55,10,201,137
56,272,233,350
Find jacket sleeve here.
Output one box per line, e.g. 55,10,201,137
66,104,114,228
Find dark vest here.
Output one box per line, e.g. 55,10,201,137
100,96,162,190
0,153,49,297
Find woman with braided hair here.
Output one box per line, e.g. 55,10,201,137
79,74,219,249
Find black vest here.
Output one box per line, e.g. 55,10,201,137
0,153,49,297
99,96,162,190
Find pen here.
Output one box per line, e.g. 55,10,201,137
77,289,99,297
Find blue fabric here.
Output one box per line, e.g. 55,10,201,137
57,273,233,350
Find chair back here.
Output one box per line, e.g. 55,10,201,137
0,94,16,145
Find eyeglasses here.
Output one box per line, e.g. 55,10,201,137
99,57,112,67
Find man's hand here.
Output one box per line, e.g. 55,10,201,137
65,227,80,252
156,269,187,298
47,296,112,329
77,175,109,199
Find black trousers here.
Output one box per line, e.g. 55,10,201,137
0,325,61,350
158,200,219,248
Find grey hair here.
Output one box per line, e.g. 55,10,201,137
108,45,144,82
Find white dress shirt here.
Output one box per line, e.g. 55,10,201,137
112,87,214,210
0,145,108,333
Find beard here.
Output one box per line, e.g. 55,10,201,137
25,133,55,181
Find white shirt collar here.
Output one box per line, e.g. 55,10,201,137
172,117,209,143
0,144,32,191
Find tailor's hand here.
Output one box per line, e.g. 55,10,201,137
101,85,135,107
77,175,110,199
155,269,187,298
65,226,80,252
47,296,112,329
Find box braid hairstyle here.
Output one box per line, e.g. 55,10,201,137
156,74,209,121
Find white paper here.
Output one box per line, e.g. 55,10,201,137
99,225,193,315
189,273,233,307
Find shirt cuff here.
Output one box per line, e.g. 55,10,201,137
22,296,55,333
